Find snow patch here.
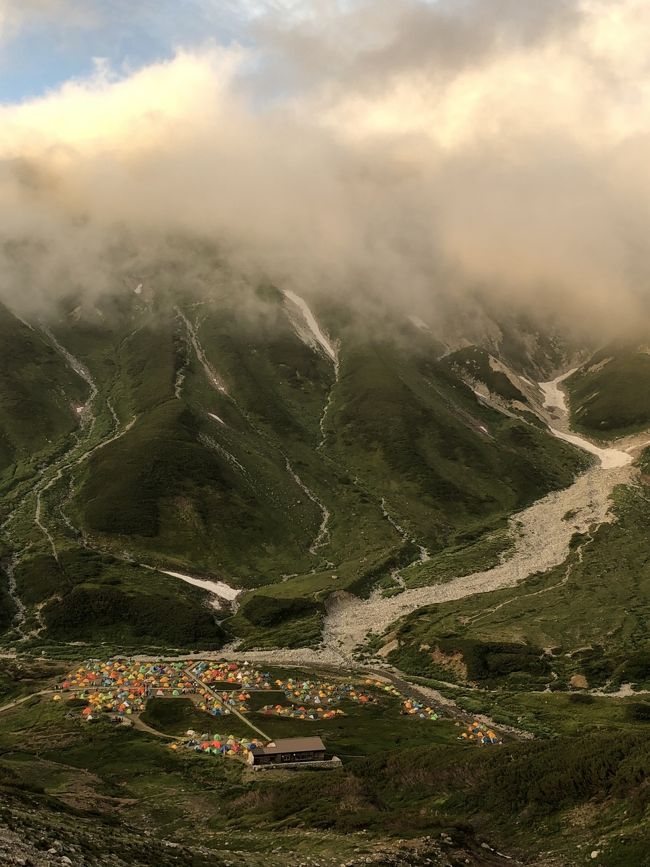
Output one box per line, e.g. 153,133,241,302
547,428,632,469
283,289,337,364
539,370,632,468
160,570,240,603
409,315,430,332
539,368,578,413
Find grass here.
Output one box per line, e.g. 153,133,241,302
443,345,528,403
0,658,67,703
328,337,589,552
9,547,227,650
400,524,513,590
448,689,650,738
63,294,340,583
263,697,457,758
140,697,219,737
64,289,590,600
225,543,412,648
136,680,459,754
0,303,87,482
225,331,590,646
387,482,650,692
565,343,650,439
226,729,650,865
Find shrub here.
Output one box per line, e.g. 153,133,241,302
43,585,225,648
568,693,595,705
241,594,322,628
624,702,650,722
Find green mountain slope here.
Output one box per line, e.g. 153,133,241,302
386,471,650,693
0,304,87,485
565,343,650,439
443,345,529,404
328,336,587,553
0,274,591,650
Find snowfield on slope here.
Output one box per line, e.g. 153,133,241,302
283,289,338,364
158,569,240,604
539,371,632,469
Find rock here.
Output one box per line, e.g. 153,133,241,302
591,851,600,860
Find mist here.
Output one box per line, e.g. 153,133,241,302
1,0,650,338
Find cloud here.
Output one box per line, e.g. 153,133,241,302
0,0,98,43
1,0,650,337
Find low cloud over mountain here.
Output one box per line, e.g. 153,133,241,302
1,0,650,335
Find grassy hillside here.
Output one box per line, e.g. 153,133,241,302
565,343,650,439
76,400,321,580
328,335,589,552
226,329,589,646
229,731,650,864
443,345,528,403
0,304,87,486
13,548,225,649
0,274,592,649
386,475,650,693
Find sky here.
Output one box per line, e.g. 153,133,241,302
0,0,316,102
1,0,650,334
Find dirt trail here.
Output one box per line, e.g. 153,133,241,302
131,715,177,740
182,666,270,739
0,688,54,714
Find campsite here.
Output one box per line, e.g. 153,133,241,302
0,656,491,864
50,657,461,762
1,655,649,865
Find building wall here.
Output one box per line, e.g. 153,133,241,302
253,750,326,765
